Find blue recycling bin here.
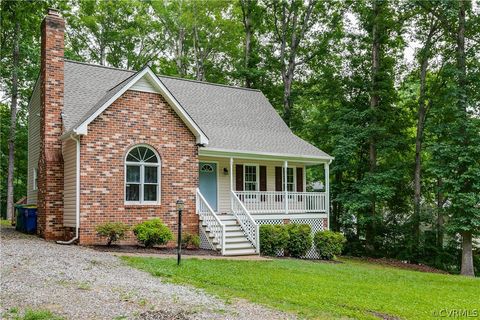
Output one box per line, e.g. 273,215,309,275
15,205,25,232
23,206,37,234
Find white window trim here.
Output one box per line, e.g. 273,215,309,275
243,164,259,192
124,145,161,205
32,168,38,191
282,166,297,192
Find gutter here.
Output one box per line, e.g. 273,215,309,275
57,134,80,245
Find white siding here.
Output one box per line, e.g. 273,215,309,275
130,76,157,93
199,156,305,213
63,138,77,227
27,81,41,204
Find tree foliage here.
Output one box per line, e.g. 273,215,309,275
1,0,479,275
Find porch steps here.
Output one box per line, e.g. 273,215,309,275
200,213,257,256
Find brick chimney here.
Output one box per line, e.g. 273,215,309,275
37,8,65,240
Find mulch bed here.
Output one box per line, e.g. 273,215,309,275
349,256,449,274
90,244,220,256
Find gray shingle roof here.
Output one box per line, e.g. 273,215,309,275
63,60,331,160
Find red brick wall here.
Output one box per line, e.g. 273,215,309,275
78,90,199,245
37,10,65,240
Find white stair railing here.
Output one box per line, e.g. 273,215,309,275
196,188,226,255
231,191,260,253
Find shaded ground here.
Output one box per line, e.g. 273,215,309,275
91,244,220,256
354,257,449,274
0,226,294,320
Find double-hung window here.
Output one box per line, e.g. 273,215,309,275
244,165,258,191
286,167,295,192
125,145,160,204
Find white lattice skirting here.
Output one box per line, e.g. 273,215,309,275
199,225,216,250
257,218,326,259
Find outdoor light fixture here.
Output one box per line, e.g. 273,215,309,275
176,199,185,211
223,168,228,175
176,199,184,266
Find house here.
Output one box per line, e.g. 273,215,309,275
27,9,333,256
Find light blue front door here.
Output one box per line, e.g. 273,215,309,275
199,162,218,211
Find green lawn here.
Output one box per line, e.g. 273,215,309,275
122,256,480,320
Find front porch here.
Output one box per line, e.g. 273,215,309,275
195,149,331,256
235,191,326,216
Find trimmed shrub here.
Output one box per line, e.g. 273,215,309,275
259,224,289,256
133,218,173,248
181,233,200,249
314,230,346,260
95,222,129,246
285,224,312,258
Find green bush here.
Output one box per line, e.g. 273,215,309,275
259,224,289,256
95,222,129,246
133,218,173,248
285,224,312,258
314,230,346,260
181,232,200,249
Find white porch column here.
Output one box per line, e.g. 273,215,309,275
230,157,234,212
284,160,288,215
325,161,330,229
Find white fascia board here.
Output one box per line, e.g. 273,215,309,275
199,147,334,164
71,67,209,145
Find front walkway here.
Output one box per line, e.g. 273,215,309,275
0,226,294,320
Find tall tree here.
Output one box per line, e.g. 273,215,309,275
453,0,477,277
238,0,264,88
1,0,53,218
66,0,162,69
6,12,19,222
411,8,441,257
267,0,335,124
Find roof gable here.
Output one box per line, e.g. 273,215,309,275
69,66,209,145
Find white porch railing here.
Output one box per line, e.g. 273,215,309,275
235,191,326,214
196,188,225,254
231,191,260,253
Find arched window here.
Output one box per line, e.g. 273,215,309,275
125,145,160,204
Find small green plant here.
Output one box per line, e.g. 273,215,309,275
181,232,200,249
95,222,130,246
133,218,173,248
314,230,346,260
76,281,92,290
259,224,289,256
285,224,312,258
14,309,64,320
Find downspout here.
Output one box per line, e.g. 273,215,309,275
57,134,80,244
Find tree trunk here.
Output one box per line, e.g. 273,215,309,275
6,19,20,222
455,0,474,277
460,232,475,277
413,22,436,257
283,75,293,124
175,28,186,77
436,178,444,248
240,0,253,88
331,171,342,232
366,0,380,252
272,0,316,126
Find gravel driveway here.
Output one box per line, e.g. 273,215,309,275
0,226,294,320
